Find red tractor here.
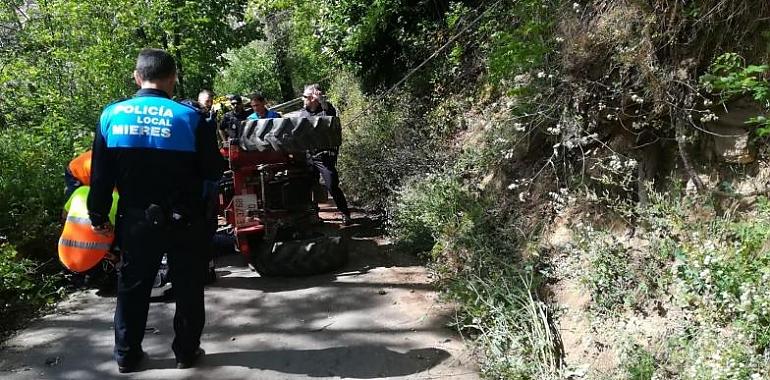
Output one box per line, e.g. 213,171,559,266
218,116,348,276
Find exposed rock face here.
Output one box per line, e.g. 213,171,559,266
707,97,766,164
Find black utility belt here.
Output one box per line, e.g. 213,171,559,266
123,203,199,228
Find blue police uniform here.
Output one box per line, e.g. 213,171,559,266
88,88,223,368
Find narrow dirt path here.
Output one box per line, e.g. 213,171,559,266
0,210,478,379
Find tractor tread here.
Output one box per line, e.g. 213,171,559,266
248,230,348,277
240,116,341,153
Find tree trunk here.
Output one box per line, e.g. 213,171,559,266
261,12,294,101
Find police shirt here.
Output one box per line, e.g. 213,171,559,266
88,89,223,226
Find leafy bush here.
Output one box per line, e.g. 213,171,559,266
669,197,770,350
483,0,558,86
623,346,657,380
0,244,64,325
575,221,673,316
390,174,483,255
700,53,770,134
213,40,283,100
669,326,767,380
0,124,74,258
580,232,637,314
336,89,459,210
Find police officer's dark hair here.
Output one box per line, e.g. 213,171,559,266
135,48,176,81
249,92,266,102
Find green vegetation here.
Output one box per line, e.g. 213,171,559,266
0,0,255,327
0,244,63,332
623,345,657,380
3,0,770,378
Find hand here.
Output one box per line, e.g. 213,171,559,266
92,222,114,236
104,251,120,265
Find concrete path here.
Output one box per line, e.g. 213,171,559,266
0,213,478,379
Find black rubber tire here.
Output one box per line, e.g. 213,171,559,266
248,230,348,277
240,116,341,153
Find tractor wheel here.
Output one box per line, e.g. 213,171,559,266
240,117,341,153
247,228,348,277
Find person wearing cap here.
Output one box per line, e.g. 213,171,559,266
88,48,223,373
247,92,281,120
300,83,351,226
218,94,252,141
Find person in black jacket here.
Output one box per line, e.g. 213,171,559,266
218,94,251,142
88,48,223,373
300,83,351,225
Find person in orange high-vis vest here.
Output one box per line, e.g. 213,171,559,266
59,186,118,273
64,150,92,200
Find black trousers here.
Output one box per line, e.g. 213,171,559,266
113,210,208,365
311,152,349,215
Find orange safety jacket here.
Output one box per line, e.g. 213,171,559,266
58,186,118,273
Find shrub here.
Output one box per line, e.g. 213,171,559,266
336,89,458,210
580,232,638,314
623,346,657,380
670,197,770,350
0,244,64,328
0,121,75,258
390,174,482,255
213,40,283,100
575,221,673,316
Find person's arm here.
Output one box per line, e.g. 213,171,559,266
87,115,117,228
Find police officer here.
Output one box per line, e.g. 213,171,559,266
218,94,251,142
300,83,351,226
88,48,223,373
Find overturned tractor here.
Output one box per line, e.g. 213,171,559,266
218,116,348,276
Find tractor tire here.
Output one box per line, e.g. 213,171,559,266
240,116,341,153
248,229,348,277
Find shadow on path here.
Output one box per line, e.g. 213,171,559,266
143,345,450,378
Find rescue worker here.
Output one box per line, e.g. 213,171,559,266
300,84,351,226
247,92,280,120
64,150,92,200
218,94,251,141
88,48,223,373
